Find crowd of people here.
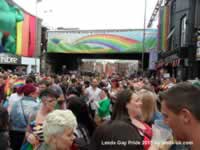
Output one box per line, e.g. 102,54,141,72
0,70,200,150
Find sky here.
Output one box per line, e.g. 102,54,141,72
13,0,159,30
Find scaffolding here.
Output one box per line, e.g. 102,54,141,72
147,0,164,28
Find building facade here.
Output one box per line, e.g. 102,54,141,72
157,0,200,80
0,0,41,74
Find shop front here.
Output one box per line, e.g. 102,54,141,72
0,53,40,74
0,53,23,73
156,52,182,79
0,0,41,74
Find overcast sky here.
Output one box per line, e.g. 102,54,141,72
13,0,159,29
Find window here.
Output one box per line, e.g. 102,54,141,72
195,0,200,28
170,0,176,27
168,27,175,51
180,16,187,47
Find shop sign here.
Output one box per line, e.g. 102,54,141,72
0,53,21,64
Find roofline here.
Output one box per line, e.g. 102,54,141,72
47,28,157,32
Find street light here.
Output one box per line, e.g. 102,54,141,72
34,0,42,73
141,0,147,73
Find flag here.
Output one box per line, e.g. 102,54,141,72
4,79,11,96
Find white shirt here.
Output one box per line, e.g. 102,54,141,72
85,86,102,102
85,86,102,110
8,93,23,113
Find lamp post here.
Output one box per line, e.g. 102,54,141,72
34,0,38,73
34,0,42,73
141,0,147,73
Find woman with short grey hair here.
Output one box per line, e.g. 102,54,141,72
37,110,77,150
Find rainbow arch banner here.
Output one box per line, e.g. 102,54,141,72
47,29,157,54
75,34,139,52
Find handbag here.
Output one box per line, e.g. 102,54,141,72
20,99,28,125
20,99,33,150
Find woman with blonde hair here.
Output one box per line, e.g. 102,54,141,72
138,89,163,126
111,89,152,150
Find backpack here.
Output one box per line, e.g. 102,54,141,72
74,124,90,150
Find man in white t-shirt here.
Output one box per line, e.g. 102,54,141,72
85,79,102,102
85,79,102,117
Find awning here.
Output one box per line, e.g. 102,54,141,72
167,27,175,39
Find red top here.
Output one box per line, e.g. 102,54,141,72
137,122,152,150
71,143,78,150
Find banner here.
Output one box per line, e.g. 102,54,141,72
148,50,158,70
0,0,40,57
47,29,157,54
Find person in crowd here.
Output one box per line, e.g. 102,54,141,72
38,80,50,92
112,89,152,150
94,89,111,125
36,79,52,103
66,86,80,99
60,79,69,100
89,120,143,150
37,110,78,150
0,74,6,104
84,80,90,89
85,78,102,118
141,84,155,93
132,78,144,91
149,79,161,93
120,79,129,90
7,81,24,113
25,88,59,149
85,79,102,102
9,84,40,150
0,106,11,150
70,78,77,88
159,82,200,150
67,96,96,150
25,76,35,84
49,75,65,109
26,74,36,84
76,83,89,103
50,75,64,100
109,78,121,104
138,89,163,126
